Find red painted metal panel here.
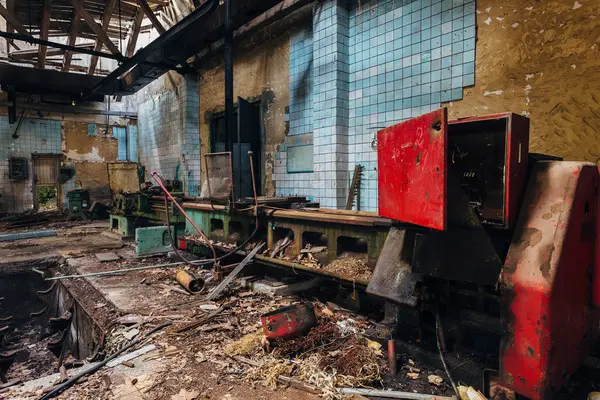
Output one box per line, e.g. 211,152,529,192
501,161,599,400
378,108,447,230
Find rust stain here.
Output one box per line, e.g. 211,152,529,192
523,227,543,248
539,243,555,282
542,213,553,220
429,117,442,141
550,203,564,213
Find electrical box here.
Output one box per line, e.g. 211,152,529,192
9,157,29,180
378,109,530,230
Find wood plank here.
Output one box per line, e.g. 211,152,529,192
62,9,81,71
136,0,166,34
37,0,52,69
126,9,144,57
69,0,121,55
88,0,117,75
0,3,30,36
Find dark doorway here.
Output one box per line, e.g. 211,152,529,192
210,97,261,199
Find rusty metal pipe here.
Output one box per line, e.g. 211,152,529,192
176,270,205,293
388,339,397,377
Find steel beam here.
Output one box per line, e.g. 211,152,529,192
0,31,124,62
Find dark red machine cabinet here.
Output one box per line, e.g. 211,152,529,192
501,162,600,400
377,108,448,230
448,113,530,229
378,109,529,230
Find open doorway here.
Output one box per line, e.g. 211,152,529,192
210,97,262,199
32,154,61,211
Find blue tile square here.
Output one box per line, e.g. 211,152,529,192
453,30,464,42
442,10,452,23
441,90,452,102
442,21,452,34
464,49,475,62
431,59,441,70
431,12,442,26
412,86,422,96
403,88,412,98
442,33,452,45
463,72,475,86
453,6,464,20
453,0,465,6
464,13,475,27
451,88,463,100
442,67,452,79
451,76,463,88
431,24,442,36
431,35,442,47
431,92,441,103
441,0,452,12
464,37,476,51
442,56,452,68
452,53,463,65
412,43,421,54
441,78,452,90
464,1,476,14
463,25,475,39
463,61,475,74
422,61,431,72
422,82,432,94
452,41,464,53
431,71,441,82
452,65,462,77
422,39,432,51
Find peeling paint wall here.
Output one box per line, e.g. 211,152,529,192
62,121,119,205
446,0,600,162
198,31,291,197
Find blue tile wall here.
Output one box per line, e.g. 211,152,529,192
0,117,62,212
138,74,201,195
113,127,128,161
277,0,476,211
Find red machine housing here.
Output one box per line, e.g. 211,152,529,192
501,162,600,399
377,108,600,399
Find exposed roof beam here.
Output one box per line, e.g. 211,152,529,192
69,0,122,55
126,9,144,57
37,0,53,69
0,3,30,36
10,43,94,60
62,9,81,72
88,0,118,75
136,0,166,34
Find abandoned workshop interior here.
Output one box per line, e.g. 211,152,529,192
0,0,599,399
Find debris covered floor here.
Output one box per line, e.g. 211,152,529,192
0,218,599,400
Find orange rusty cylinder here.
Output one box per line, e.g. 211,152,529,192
260,302,317,340
175,270,205,293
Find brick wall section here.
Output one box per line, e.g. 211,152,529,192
138,74,201,195
276,0,476,211
0,117,62,213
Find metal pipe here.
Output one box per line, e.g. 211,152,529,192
388,339,397,377
338,388,456,399
0,229,56,242
150,171,217,265
224,0,234,157
0,31,124,61
175,270,205,293
0,102,137,118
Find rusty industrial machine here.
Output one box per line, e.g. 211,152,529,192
164,109,598,399
369,108,600,400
